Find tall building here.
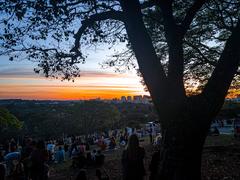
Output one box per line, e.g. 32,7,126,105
133,95,142,103
127,96,132,102
121,96,127,103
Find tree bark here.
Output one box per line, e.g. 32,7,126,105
156,96,212,180
158,136,204,180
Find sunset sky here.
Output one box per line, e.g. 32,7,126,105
0,47,148,100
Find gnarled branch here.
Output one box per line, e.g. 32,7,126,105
70,10,125,54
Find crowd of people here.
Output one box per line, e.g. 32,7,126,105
0,138,49,180
0,124,161,180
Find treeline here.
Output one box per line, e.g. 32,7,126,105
0,100,156,140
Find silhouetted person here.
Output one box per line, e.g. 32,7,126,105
72,152,86,169
0,150,4,163
75,169,87,180
95,150,105,167
86,152,93,166
0,163,5,180
213,127,220,135
30,140,49,180
149,128,153,144
96,169,109,180
55,146,65,163
109,137,116,149
122,134,145,180
4,145,20,176
91,149,97,162
10,138,17,152
21,138,33,180
11,159,24,180
149,150,161,180
85,142,90,151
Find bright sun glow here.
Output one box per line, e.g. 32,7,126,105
0,70,149,100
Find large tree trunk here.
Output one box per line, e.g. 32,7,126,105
157,127,206,180
158,133,204,180
154,96,216,180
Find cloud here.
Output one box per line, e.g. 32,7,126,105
80,71,122,78
0,66,127,79
0,67,36,77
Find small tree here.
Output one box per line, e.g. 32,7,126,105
1,1,240,179
0,107,23,141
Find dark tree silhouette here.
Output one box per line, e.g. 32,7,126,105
1,0,240,179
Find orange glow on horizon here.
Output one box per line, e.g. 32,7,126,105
0,72,149,100
0,85,147,100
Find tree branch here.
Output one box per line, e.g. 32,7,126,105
70,10,125,54
140,0,156,9
202,21,240,108
120,0,167,108
184,41,218,67
158,1,185,97
181,0,207,37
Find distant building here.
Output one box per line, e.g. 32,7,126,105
133,95,142,103
127,96,132,102
111,98,119,104
120,96,127,103
110,95,152,104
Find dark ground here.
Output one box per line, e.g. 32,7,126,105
49,135,240,180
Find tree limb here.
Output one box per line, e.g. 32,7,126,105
181,0,207,37
120,0,167,108
70,10,125,54
140,0,156,9
202,21,240,108
184,41,218,67
158,1,185,97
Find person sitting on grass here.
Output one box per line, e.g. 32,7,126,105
86,152,93,166
72,151,86,169
75,169,87,180
91,149,97,162
109,137,116,150
96,169,109,180
55,146,65,163
95,150,105,167
4,145,21,177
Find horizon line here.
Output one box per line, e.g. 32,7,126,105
0,95,151,101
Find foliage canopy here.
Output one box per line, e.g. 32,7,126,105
0,107,23,129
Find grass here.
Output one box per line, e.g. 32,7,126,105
49,135,240,179
204,134,236,147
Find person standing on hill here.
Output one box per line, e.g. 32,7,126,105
121,134,145,180
30,140,49,180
